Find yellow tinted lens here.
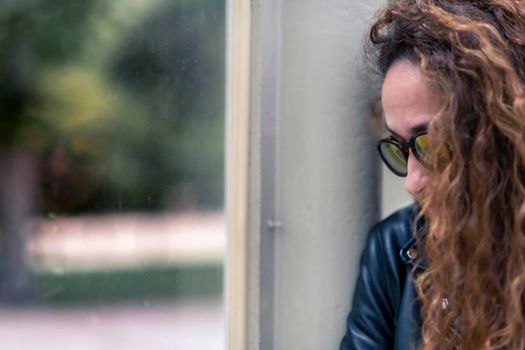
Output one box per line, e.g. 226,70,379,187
414,134,429,163
380,142,407,174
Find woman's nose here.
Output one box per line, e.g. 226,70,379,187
405,151,429,196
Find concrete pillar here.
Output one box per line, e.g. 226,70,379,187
242,0,386,349
274,1,382,348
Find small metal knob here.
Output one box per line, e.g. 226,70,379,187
266,220,283,230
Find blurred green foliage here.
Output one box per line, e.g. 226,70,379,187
0,0,225,214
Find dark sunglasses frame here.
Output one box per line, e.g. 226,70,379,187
377,131,429,177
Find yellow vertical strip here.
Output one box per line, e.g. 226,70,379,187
225,0,250,349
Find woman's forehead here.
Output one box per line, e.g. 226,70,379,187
381,59,441,138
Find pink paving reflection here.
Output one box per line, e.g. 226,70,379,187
0,301,224,350
27,211,225,271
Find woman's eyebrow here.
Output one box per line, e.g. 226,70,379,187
410,122,428,134
384,121,429,139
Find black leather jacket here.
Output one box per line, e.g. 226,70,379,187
340,203,427,350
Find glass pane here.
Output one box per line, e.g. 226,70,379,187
0,1,225,349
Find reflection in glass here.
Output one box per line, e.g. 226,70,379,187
0,1,225,348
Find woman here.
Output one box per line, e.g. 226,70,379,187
340,0,525,349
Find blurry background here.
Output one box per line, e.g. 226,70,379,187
0,0,225,349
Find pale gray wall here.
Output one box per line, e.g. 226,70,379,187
275,1,382,348
246,0,394,349
382,167,413,218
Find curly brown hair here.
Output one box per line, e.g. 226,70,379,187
369,0,525,348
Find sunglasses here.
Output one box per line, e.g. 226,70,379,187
377,131,430,177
